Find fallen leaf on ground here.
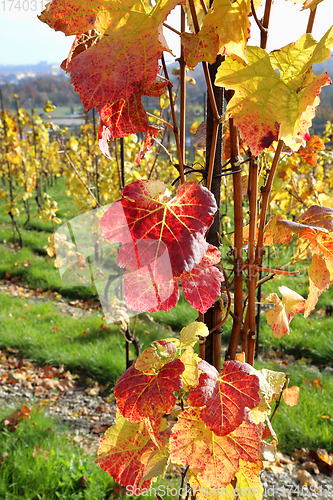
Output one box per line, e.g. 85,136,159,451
3,405,31,431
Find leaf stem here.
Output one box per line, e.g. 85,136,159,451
260,0,273,49
246,157,258,365
179,7,187,166
161,54,185,184
306,6,317,34
226,118,243,361
250,0,268,35
146,112,173,131
163,23,181,36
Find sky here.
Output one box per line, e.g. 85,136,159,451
0,1,333,67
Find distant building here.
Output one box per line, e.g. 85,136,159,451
51,64,61,76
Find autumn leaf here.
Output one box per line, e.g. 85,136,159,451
297,205,333,232
136,126,163,164
114,358,185,423
100,181,222,313
176,321,210,349
304,253,330,317
135,347,165,373
97,410,163,490
283,386,300,406
40,0,180,156
3,405,31,431
297,135,325,166
263,214,295,246
265,286,305,338
100,180,217,275
169,407,261,487
188,360,260,436
182,0,252,68
119,243,223,313
179,346,200,391
251,369,286,424
235,459,264,499
288,0,324,11
188,470,235,499
216,28,333,155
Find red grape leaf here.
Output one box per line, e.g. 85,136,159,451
263,214,295,246
114,358,185,423
97,410,161,490
169,407,261,487
97,94,150,140
135,347,164,373
140,429,171,485
265,286,305,338
136,126,163,164
180,245,224,313
188,470,234,499
181,0,251,68
188,458,263,500
117,242,222,313
66,2,179,110
297,135,325,166
216,29,333,155
296,205,333,232
263,205,333,246
39,0,120,36
304,253,330,317
188,360,260,436
100,180,217,276
40,0,180,156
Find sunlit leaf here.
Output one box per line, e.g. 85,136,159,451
114,358,185,422
188,360,260,436
265,286,305,338
216,29,333,155
169,407,261,487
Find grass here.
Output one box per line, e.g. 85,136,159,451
254,359,333,454
0,292,196,386
0,405,114,500
0,405,181,500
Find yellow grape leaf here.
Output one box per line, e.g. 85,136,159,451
265,286,305,338
304,253,330,317
169,407,261,487
188,469,235,499
251,369,286,424
135,347,164,373
216,28,333,155
180,321,209,348
179,346,200,391
168,321,209,350
287,0,324,10
263,214,295,246
283,386,300,406
181,0,252,68
140,432,170,484
235,459,264,499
